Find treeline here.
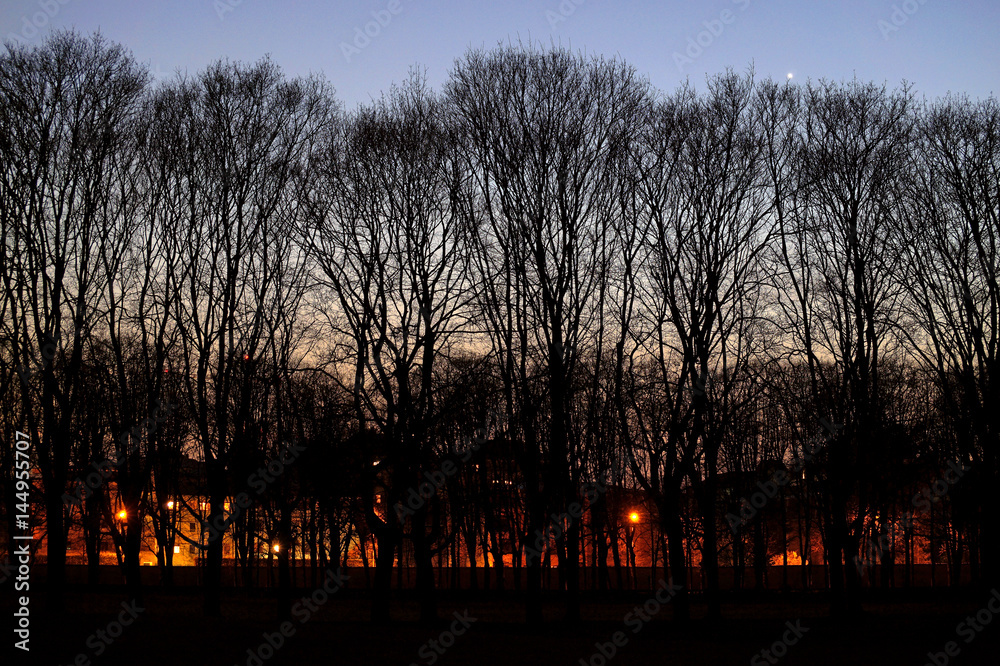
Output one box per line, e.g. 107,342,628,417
1,31,997,622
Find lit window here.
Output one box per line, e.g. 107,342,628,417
173,546,180,554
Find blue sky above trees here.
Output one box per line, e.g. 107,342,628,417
1,0,997,107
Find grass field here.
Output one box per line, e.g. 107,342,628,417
11,588,1000,665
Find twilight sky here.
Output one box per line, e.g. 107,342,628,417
2,0,997,108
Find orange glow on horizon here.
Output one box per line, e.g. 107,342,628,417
771,551,806,566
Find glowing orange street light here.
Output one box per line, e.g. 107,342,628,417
629,511,640,523
273,544,280,553
166,501,175,510
117,510,127,521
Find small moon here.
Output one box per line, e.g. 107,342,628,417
787,73,794,79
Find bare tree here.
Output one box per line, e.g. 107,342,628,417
0,31,147,610
619,71,774,619
448,43,649,621
303,73,470,621
773,79,916,614
161,58,333,616
899,95,1000,587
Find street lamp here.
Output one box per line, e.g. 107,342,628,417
629,509,655,586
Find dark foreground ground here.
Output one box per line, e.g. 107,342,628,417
8,587,1000,665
